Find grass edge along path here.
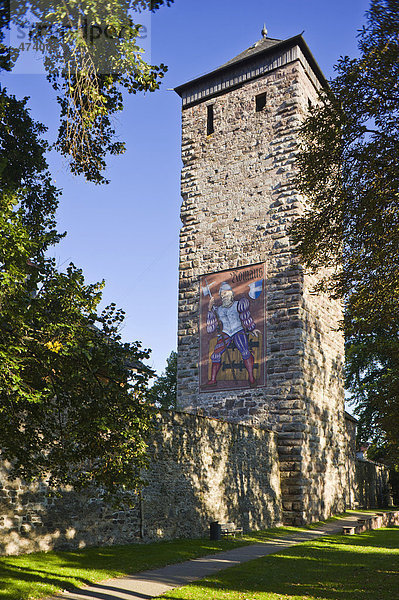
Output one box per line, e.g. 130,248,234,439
0,525,319,600
162,526,399,600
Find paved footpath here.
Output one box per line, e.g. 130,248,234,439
55,512,374,600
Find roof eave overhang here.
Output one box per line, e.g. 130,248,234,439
345,411,359,424
174,34,328,98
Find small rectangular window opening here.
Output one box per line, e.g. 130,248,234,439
255,92,267,112
207,104,214,135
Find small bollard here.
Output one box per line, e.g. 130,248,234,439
209,521,221,540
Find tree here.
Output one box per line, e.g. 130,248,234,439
0,0,176,503
290,0,399,458
149,350,177,410
1,0,174,183
346,330,399,463
0,89,155,505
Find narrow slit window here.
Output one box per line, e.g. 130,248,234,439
207,104,214,135
255,92,267,112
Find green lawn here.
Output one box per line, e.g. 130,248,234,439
162,527,399,600
0,536,250,600
2,528,312,600
1,514,392,600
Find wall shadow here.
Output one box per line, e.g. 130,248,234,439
141,412,282,538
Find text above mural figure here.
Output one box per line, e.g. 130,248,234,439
199,264,266,391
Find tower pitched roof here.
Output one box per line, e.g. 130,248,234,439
218,36,282,70
175,33,327,107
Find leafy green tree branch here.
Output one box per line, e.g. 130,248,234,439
1,0,174,183
149,350,177,410
290,0,399,462
0,89,156,505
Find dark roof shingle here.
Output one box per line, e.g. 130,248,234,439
218,36,282,70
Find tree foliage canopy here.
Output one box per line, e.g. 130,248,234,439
1,0,174,183
0,90,155,503
149,350,177,410
0,0,175,504
290,0,399,460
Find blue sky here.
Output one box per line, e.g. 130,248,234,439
3,0,370,376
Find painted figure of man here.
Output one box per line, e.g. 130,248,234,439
206,282,261,386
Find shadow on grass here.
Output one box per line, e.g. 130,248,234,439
0,562,92,595
56,582,154,600
0,568,156,600
164,528,399,600
0,536,251,600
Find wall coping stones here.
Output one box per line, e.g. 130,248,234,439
343,511,399,535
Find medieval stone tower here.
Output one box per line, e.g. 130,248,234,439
175,32,350,525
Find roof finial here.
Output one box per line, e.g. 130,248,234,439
261,23,268,38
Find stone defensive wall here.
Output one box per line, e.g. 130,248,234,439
355,459,393,509
0,412,282,555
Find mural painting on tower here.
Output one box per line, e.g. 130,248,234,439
199,263,266,391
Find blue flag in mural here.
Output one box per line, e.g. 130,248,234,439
248,279,263,300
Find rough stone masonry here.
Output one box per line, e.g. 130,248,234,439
0,412,282,555
175,33,351,525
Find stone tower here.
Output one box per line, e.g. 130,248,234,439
175,33,350,525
